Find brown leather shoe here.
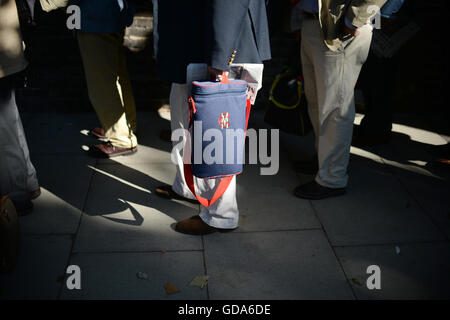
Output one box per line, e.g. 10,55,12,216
155,185,199,204
91,127,106,139
175,215,237,235
89,143,137,158
30,188,41,200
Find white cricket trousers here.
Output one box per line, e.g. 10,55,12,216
169,83,239,229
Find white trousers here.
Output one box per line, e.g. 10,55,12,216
170,83,239,229
0,81,39,196
301,19,373,188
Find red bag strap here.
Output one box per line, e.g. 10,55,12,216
220,71,231,84
184,99,252,207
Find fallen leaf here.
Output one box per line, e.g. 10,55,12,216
351,278,362,287
165,282,180,295
190,275,210,289
136,272,149,280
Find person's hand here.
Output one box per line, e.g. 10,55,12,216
343,24,360,37
208,66,229,81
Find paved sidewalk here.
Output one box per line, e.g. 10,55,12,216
1,110,449,300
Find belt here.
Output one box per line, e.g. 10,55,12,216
303,11,319,20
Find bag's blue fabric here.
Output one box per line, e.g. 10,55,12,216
190,79,248,179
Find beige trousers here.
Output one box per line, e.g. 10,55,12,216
301,19,373,188
77,32,137,148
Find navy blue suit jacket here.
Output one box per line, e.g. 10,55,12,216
153,0,271,84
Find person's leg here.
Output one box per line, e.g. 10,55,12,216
16,105,39,194
0,76,39,196
168,84,239,230
198,176,239,229
304,21,373,189
77,32,137,149
293,18,321,174
168,83,197,200
117,44,137,133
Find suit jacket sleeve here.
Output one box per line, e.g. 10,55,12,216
345,0,388,28
207,0,251,71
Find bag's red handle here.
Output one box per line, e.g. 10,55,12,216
184,98,251,207
220,71,230,84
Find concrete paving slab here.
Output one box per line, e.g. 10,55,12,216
370,123,448,180
21,113,99,156
20,188,83,235
0,235,72,300
22,112,173,163
204,230,354,300
393,171,450,238
97,111,173,165
60,251,207,300
236,163,320,232
74,163,202,253
311,159,444,246
19,155,94,235
97,145,172,165
335,242,450,299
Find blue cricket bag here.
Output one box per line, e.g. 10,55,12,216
184,72,251,207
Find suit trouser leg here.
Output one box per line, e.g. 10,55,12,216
170,83,239,229
301,19,372,188
360,51,397,135
0,76,39,195
77,32,137,149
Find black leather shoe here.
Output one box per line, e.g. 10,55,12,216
294,181,346,200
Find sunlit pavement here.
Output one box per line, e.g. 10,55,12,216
1,110,449,300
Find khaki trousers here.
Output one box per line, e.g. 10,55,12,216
77,32,137,148
301,19,373,188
